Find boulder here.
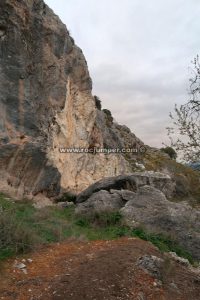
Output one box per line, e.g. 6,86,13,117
75,190,124,215
174,174,190,197
110,189,136,202
76,171,175,203
75,181,200,260
121,185,200,260
136,255,164,280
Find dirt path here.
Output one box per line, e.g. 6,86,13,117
0,238,199,300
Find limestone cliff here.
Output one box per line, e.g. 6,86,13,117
0,0,144,200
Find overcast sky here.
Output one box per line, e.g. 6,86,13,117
45,0,200,147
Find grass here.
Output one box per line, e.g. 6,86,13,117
131,228,194,264
0,193,197,265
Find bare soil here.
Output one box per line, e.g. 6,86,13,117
0,238,199,300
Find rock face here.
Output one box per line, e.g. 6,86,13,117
0,0,143,200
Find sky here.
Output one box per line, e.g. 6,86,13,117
45,0,200,147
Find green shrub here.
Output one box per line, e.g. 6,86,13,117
113,226,130,237
0,210,38,260
160,147,177,159
75,218,90,227
102,109,113,125
94,95,102,110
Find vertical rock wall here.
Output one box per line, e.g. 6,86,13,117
0,0,142,200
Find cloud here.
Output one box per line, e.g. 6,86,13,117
45,0,200,147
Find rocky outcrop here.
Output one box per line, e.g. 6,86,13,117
75,181,200,260
136,255,164,280
76,171,175,203
121,186,200,260
0,0,143,200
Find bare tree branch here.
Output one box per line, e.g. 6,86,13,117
167,55,200,162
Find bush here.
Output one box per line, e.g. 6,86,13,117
0,195,73,260
102,109,113,124
0,210,38,259
94,95,102,110
160,147,177,159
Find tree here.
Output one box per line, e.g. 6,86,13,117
160,147,177,160
94,95,102,110
167,55,200,162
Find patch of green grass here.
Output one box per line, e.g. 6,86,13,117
131,228,194,264
0,194,196,265
0,248,15,261
73,212,130,240
75,211,123,227
0,195,74,259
